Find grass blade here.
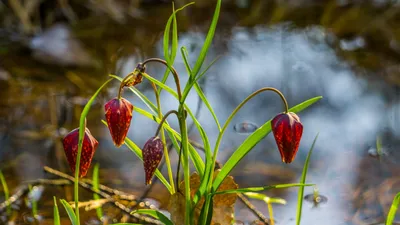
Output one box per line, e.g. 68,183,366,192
53,197,61,225
191,0,221,78
0,170,11,215
386,192,400,225
212,96,322,190
213,183,314,195
74,78,113,224
296,134,319,225
60,199,77,225
92,163,103,220
132,209,173,225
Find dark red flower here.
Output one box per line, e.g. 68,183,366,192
62,128,99,177
104,98,133,147
142,136,164,185
271,112,303,164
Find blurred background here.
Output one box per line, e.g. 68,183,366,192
0,0,400,224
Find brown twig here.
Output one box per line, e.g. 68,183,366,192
43,166,162,224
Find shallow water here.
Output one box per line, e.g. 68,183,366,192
0,0,400,224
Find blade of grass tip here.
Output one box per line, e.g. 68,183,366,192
28,185,38,219
159,3,194,96
60,199,77,225
0,170,11,215
386,192,400,225
92,163,103,220
191,0,221,78
296,133,319,225
53,197,61,225
213,183,314,195
132,209,174,225
75,78,113,224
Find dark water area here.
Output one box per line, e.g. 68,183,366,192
0,0,400,224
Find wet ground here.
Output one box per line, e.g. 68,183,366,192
0,0,400,224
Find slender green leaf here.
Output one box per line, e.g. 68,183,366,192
244,192,287,205
92,163,103,220
132,209,173,225
296,134,319,225
386,192,400,225
28,185,38,218
141,72,178,98
191,0,221,78
159,3,194,96
60,199,77,225
213,96,322,190
53,197,61,225
213,183,314,195
109,224,142,225
75,78,113,224
0,170,11,215
101,120,172,193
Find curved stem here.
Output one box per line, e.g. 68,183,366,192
117,73,132,99
154,110,180,137
202,87,289,223
151,82,176,193
141,58,183,101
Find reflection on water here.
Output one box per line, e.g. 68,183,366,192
0,1,400,224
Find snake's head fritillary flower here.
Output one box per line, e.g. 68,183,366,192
104,98,133,147
142,136,163,185
271,112,303,164
62,128,99,177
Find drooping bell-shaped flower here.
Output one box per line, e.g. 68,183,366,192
104,98,133,147
142,136,164,185
62,128,99,177
271,112,303,164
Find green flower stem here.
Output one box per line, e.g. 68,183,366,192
178,105,191,225
202,87,289,224
154,110,179,137
152,83,176,193
75,78,113,225
139,59,191,224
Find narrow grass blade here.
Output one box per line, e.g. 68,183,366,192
191,0,221,78
92,163,103,220
213,183,314,195
212,96,322,190
386,192,400,225
0,170,11,215
75,78,113,224
244,192,287,205
60,199,77,225
28,185,38,218
109,224,142,225
53,197,61,225
159,3,194,96
101,120,172,193
296,134,319,225
132,209,173,225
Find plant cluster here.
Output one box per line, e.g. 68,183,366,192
56,1,324,224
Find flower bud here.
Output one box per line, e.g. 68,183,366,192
104,98,133,147
62,128,99,177
142,136,163,185
271,112,303,163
